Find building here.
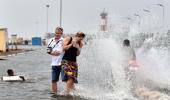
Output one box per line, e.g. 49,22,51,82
17,37,24,45
0,28,8,52
11,34,17,44
11,34,18,50
100,9,108,32
32,37,42,45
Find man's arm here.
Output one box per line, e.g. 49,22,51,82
50,51,61,56
19,76,25,81
50,40,63,56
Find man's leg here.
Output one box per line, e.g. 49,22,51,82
51,66,61,93
52,81,57,93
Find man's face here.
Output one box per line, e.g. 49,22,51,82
55,29,62,39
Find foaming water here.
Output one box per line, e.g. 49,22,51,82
77,36,170,100
131,40,170,99
137,45,170,90
77,37,138,100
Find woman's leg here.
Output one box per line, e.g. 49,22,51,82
66,78,74,93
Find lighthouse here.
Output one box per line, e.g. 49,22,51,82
100,9,108,32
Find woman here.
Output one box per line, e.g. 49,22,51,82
61,32,85,94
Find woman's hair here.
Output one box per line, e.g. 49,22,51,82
75,32,85,38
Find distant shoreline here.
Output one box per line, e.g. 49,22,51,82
0,49,33,58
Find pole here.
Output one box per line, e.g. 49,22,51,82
156,4,165,28
143,9,151,32
35,21,39,37
59,0,62,27
163,6,165,28
46,5,50,33
126,17,132,24
134,14,141,26
134,14,141,32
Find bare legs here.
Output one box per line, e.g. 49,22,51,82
66,78,75,93
52,81,58,93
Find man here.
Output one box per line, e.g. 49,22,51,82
123,39,136,60
122,39,139,90
1,69,25,81
122,39,139,92
123,39,138,70
47,27,64,94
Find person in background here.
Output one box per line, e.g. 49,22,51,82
122,39,139,91
0,69,25,81
61,32,85,95
7,69,15,76
47,27,64,94
123,39,138,70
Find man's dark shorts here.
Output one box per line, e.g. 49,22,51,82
52,66,61,82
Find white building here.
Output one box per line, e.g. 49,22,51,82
0,28,8,52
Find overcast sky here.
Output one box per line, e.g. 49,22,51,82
0,0,169,39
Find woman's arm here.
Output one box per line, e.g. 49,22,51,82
63,36,73,51
77,41,83,56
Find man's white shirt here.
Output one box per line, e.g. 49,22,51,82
47,37,64,66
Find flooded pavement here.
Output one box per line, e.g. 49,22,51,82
0,47,52,100
0,38,170,100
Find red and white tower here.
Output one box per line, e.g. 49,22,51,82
100,9,108,32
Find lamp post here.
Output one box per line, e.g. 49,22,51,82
126,17,132,33
134,13,141,26
35,21,39,37
126,17,132,25
46,5,50,33
143,9,150,13
134,13,140,18
156,4,165,28
143,9,151,32
126,17,132,26
59,0,62,27
134,13,141,33
126,17,132,21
